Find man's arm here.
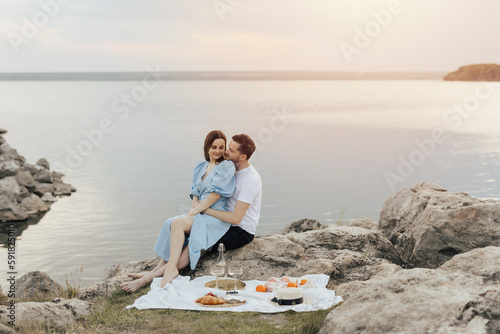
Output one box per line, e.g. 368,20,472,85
203,200,250,225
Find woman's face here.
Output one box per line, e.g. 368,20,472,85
208,138,226,162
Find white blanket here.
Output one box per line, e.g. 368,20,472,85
126,274,343,313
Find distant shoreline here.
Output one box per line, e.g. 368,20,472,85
0,71,446,81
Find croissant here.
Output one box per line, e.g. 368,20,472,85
196,295,224,305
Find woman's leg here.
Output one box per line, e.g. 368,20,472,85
161,216,194,287
127,258,167,279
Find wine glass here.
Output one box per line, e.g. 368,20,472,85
228,267,243,290
210,266,225,290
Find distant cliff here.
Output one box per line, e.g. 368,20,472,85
444,63,500,81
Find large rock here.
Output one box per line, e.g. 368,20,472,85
0,298,92,326
379,182,500,268
188,225,402,286
320,246,500,334
16,271,62,300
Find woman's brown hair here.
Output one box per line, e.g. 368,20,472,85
204,130,227,163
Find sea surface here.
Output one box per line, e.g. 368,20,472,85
1,79,500,286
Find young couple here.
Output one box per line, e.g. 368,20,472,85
121,131,262,292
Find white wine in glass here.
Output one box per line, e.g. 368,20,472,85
228,267,243,290
210,266,225,290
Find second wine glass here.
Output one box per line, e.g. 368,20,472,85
228,267,243,290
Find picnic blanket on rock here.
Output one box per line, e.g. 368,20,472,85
126,274,343,313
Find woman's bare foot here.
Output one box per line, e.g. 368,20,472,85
160,266,179,288
120,278,149,293
127,272,149,279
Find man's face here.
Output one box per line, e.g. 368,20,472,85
226,140,242,163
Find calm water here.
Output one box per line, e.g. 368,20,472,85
1,80,500,286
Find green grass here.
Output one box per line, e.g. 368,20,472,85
10,284,338,334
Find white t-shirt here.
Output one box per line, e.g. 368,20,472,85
226,165,262,235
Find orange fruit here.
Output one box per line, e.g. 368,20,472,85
287,282,298,288
300,279,307,285
256,285,266,292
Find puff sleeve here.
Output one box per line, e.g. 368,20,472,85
207,160,236,197
190,161,206,199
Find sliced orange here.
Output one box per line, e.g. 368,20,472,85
256,284,266,292
300,279,307,285
287,282,298,288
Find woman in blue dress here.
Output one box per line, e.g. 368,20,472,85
121,130,235,292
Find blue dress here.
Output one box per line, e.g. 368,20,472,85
153,160,235,270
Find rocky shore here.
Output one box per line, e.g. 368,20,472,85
1,182,499,333
0,129,75,224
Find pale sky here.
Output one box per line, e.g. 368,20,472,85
1,0,499,72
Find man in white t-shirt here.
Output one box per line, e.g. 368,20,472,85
203,134,262,250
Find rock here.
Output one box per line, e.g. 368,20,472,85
20,195,50,215
34,182,55,196
16,271,62,300
347,217,378,230
0,142,25,164
21,163,38,176
0,161,20,179
444,63,500,81
0,192,27,222
35,158,50,170
283,218,323,233
52,181,76,196
14,171,37,192
41,192,57,202
0,323,15,334
34,169,53,183
320,246,500,334
0,177,21,197
0,298,91,326
181,226,402,288
378,182,500,268
289,225,402,264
